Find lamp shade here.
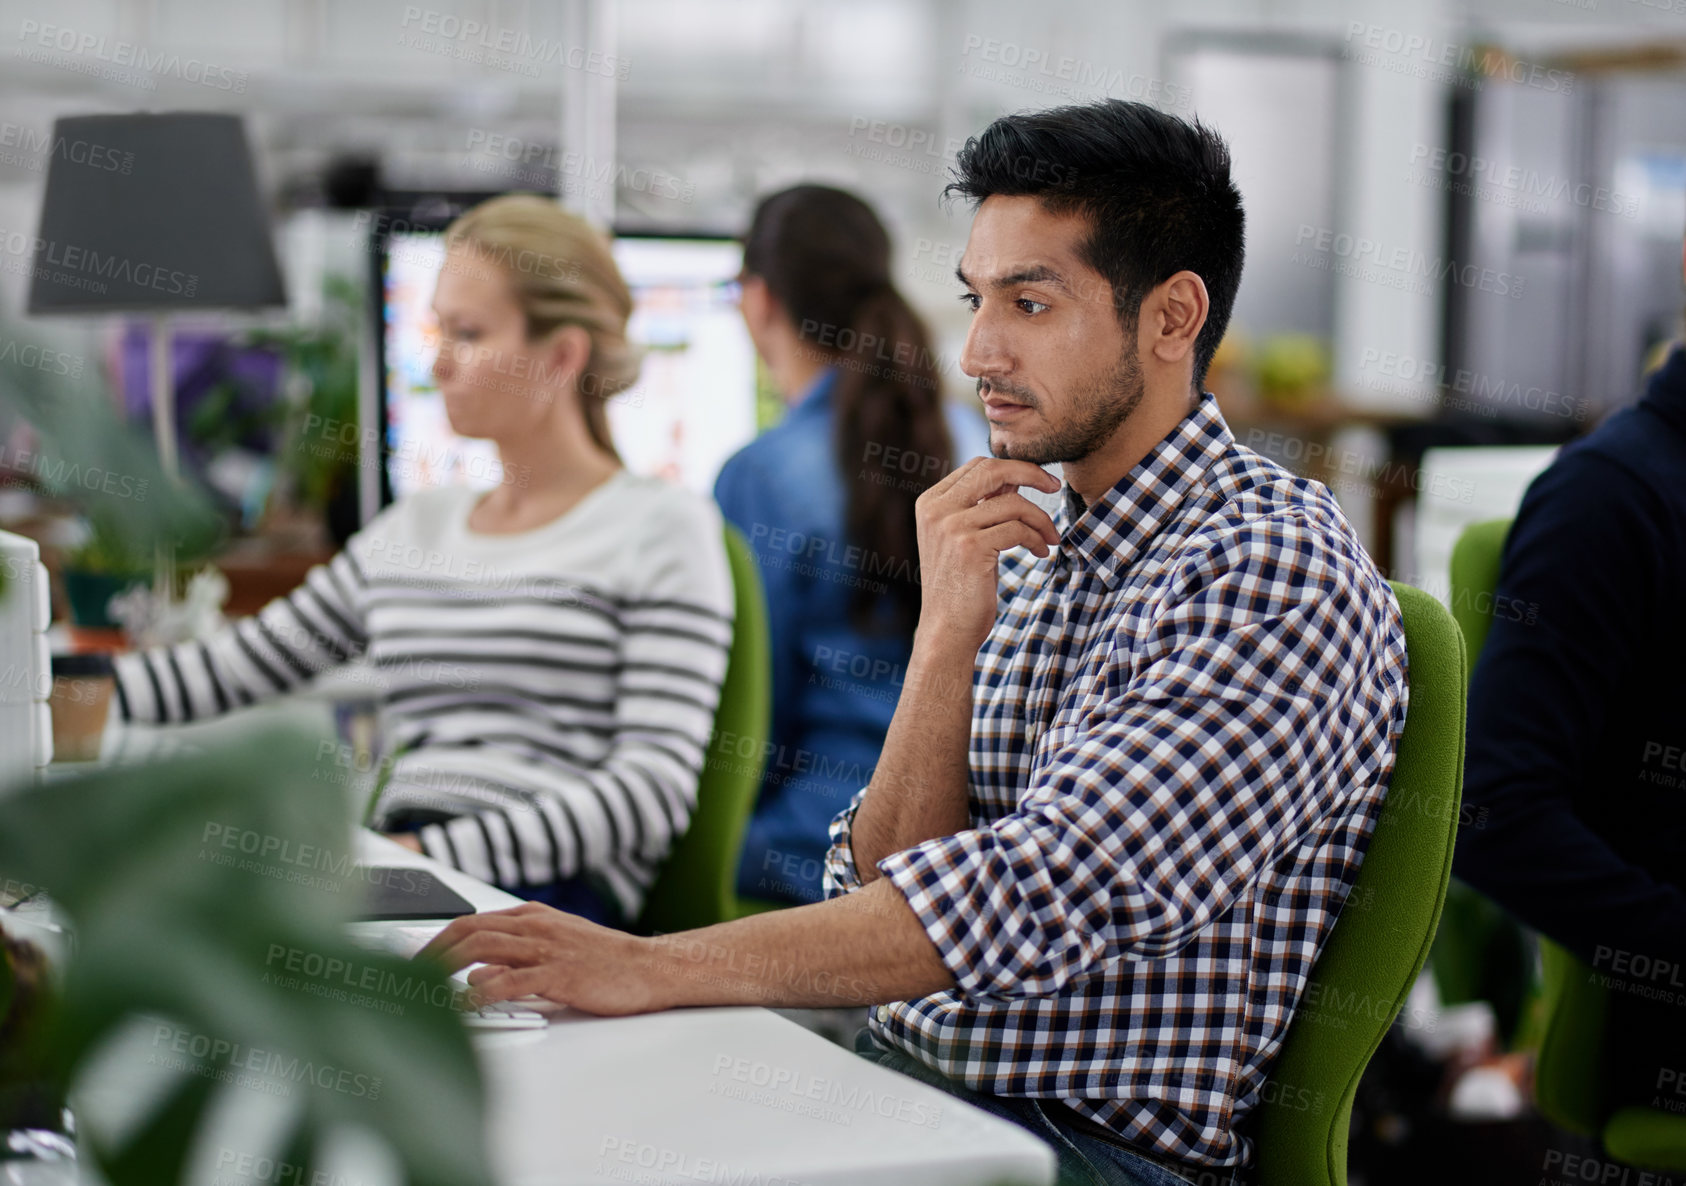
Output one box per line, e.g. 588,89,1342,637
26,112,286,313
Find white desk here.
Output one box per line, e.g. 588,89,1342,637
49,710,1054,1186
355,833,1056,1186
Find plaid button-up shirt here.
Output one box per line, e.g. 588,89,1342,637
824,392,1409,1168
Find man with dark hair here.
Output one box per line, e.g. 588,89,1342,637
424,100,1408,1186
942,98,1246,393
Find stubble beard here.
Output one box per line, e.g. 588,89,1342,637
985,344,1145,466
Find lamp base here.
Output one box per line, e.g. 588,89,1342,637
149,314,177,616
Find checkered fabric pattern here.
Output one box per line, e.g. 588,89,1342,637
824,392,1409,1168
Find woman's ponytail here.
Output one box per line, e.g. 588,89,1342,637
827,285,951,635
744,186,956,637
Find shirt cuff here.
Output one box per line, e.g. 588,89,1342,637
821,785,872,898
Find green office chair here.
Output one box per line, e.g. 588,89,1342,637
1450,518,1686,1171
635,523,773,936
1447,518,1512,664
1254,582,1465,1186
1429,518,1536,1046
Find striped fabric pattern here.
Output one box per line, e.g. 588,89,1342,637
114,472,734,919
824,393,1409,1169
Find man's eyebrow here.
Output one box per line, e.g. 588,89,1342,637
953,262,1071,295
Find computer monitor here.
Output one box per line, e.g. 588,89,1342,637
367,204,758,515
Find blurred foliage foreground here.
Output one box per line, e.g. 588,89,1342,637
0,725,493,1186
0,315,226,575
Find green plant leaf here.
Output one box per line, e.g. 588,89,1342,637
0,318,226,567
256,276,364,514
0,724,492,1186
91,1069,219,1186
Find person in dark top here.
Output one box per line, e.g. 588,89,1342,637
716,185,989,905
1455,247,1686,1109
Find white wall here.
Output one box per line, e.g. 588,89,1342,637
2,0,1682,410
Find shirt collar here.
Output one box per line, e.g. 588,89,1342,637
789,367,840,418
1056,392,1235,590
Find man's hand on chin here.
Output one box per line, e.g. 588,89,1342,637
418,901,671,1017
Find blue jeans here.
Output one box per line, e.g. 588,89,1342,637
852,1030,1240,1186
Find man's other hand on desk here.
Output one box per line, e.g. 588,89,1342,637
386,833,424,853
416,878,956,1016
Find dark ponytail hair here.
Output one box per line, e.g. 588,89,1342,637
742,185,953,636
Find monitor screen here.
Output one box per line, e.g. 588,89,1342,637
375,224,757,505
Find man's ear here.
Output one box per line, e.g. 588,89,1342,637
1143,270,1210,369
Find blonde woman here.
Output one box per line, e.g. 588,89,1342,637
111,195,735,928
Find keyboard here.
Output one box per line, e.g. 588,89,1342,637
461,999,547,1029
347,921,549,1030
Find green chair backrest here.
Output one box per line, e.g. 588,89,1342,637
1254,582,1466,1186
1432,519,1536,1027
1447,518,1514,680
1534,938,1608,1134
635,523,772,935
1448,517,1610,1135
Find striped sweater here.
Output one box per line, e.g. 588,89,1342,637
113,470,735,919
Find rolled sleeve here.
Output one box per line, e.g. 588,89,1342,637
821,784,872,897
878,818,1098,999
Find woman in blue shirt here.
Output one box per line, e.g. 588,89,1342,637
716,185,989,905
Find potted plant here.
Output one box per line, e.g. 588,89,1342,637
250,274,364,547
60,505,155,633
0,724,493,1186
1254,333,1333,412
0,317,228,646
